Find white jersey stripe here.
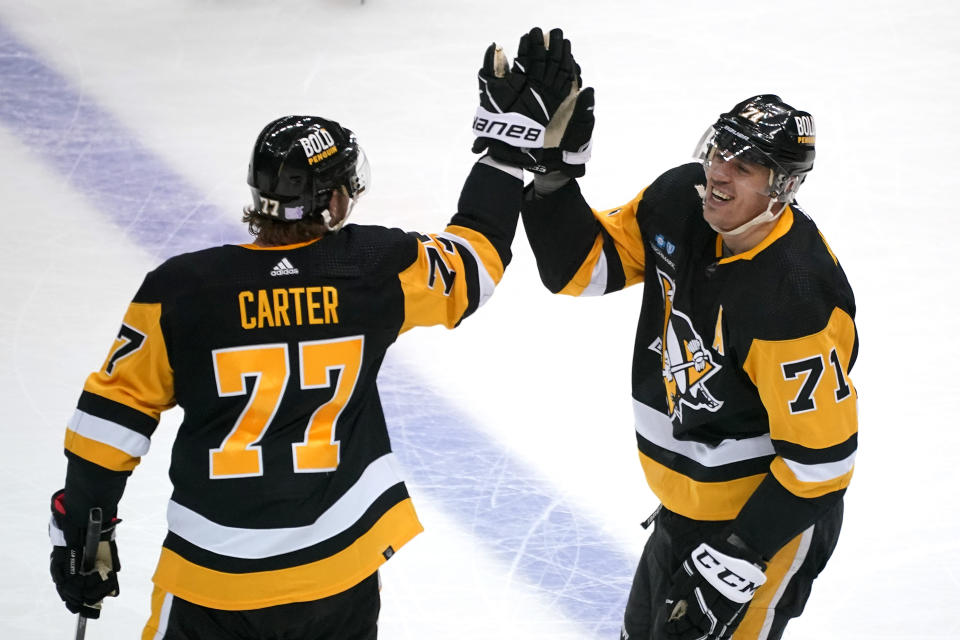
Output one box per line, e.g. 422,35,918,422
783,452,856,483
438,231,496,309
149,591,174,640
67,409,151,457
757,526,813,640
167,453,406,559
580,250,609,297
633,400,775,467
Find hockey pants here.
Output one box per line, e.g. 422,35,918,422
141,570,380,640
622,500,843,640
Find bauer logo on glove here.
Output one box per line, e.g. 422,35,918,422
472,110,544,146
471,27,593,176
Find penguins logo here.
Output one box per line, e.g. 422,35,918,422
648,269,723,421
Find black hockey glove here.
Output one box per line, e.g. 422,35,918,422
535,86,594,177
472,27,583,172
658,537,767,640
49,490,121,619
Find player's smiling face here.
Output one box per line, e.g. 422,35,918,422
702,153,773,233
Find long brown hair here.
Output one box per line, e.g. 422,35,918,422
242,210,329,245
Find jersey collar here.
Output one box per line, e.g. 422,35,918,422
237,238,322,250
715,205,794,264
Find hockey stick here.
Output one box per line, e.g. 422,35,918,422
75,507,102,640
668,360,706,374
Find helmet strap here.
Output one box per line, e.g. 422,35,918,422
708,196,786,237
321,186,356,232
706,167,788,237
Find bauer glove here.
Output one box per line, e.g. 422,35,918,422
49,489,121,619
535,86,594,177
659,537,767,640
472,27,588,173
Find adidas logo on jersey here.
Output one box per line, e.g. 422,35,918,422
270,258,299,277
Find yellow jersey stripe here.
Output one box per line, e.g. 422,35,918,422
141,585,173,640
733,527,811,639
152,498,423,610
64,428,140,472
771,457,855,498
66,408,151,457
558,235,605,297
637,451,765,521
444,224,504,283
593,192,646,284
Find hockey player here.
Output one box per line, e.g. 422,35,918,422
47,116,517,638
47,32,582,637
478,73,858,638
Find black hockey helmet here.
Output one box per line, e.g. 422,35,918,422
246,115,370,228
695,95,815,202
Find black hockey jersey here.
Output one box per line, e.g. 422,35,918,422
62,161,521,609
522,163,857,552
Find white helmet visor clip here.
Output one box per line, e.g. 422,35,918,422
323,146,371,232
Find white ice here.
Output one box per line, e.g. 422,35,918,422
0,1,958,638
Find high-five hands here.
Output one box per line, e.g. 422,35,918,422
472,27,594,177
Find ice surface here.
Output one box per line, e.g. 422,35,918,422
1,1,958,638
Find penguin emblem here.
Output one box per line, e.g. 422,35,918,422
648,269,723,421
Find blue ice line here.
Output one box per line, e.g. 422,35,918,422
0,22,634,637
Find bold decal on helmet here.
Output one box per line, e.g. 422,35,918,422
794,115,816,137
299,128,339,165
794,115,816,144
